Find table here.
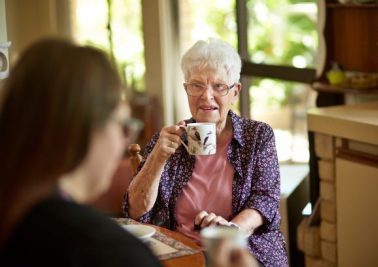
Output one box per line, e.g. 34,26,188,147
151,225,205,267
116,218,205,267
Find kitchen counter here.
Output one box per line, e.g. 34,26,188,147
307,101,378,146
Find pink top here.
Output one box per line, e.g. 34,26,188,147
175,134,234,244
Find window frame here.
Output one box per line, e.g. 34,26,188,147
235,0,316,118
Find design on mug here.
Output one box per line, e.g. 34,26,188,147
203,130,215,155
187,127,215,155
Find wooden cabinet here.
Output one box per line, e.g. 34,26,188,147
305,101,378,267
309,1,378,209
336,156,378,267
324,2,378,73
314,1,378,101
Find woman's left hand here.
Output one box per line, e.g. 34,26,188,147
194,211,230,229
194,209,263,235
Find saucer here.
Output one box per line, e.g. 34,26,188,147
122,224,156,240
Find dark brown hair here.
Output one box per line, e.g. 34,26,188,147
0,38,123,245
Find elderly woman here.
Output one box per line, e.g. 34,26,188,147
124,39,288,266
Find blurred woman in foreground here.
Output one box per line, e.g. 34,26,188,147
0,39,160,266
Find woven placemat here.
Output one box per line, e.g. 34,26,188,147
115,217,200,260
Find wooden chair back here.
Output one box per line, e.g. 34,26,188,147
127,144,143,175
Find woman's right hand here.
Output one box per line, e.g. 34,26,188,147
128,121,185,219
151,121,186,164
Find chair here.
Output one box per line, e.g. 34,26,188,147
127,143,143,175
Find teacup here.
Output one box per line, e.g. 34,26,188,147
200,226,248,267
180,123,216,155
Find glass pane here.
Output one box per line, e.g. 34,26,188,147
246,0,317,68
178,0,237,118
179,0,237,52
71,0,108,48
112,0,145,92
71,0,145,92
249,78,317,162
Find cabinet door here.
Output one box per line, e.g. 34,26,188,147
326,6,378,72
336,157,378,267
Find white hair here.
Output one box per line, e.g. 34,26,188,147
181,38,242,83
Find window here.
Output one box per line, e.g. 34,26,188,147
249,78,316,162
238,0,318,162
179,0,237,51
71,0,145,92
246,0,318,68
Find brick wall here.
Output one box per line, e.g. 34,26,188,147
297,133,337,267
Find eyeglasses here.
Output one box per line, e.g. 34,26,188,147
183,82,235,97
112,117,144,140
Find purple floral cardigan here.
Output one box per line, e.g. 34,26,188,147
123,110,288,266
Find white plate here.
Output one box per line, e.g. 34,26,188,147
122,224,156,240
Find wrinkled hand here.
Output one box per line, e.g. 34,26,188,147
194,211,230,230
152,121,186,163
211,240,260,267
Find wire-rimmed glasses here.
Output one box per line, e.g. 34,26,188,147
183,82,235,97
112,117,144,143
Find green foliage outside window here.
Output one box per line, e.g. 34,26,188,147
247,0,317,67
247,0,317,110
73,0,145,93
180,0,237,48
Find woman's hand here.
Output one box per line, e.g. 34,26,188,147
194,211,230,230
194,209,263,235
128,121,185,219
151,121,186,164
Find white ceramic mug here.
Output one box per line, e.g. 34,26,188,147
0,42,11,80
201,226,248,267
181,123,216,155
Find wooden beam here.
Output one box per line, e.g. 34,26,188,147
241,61,316,84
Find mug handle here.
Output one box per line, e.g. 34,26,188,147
180,139,190,153
178,125,190,153
0,51,8,79
0,42,11,80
